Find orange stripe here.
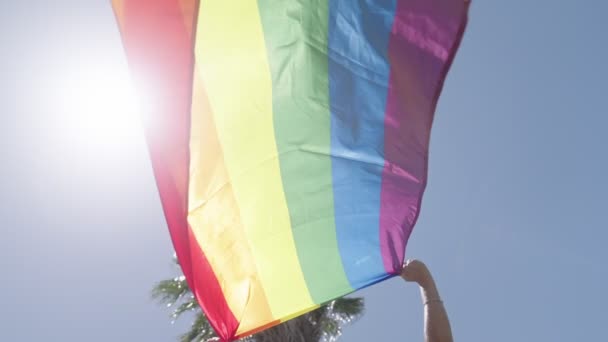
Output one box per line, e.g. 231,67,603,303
235,319,281,340
110,0,125,32
177,0,197,39
113,1,241,338
187,66,275,335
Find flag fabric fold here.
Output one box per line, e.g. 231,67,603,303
113,0,469,340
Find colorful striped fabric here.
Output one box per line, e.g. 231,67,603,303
112,0,469,340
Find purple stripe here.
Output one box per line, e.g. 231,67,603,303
380,0,470,273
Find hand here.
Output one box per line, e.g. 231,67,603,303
400,259,433,288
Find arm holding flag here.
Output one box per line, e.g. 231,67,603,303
402,260,453,342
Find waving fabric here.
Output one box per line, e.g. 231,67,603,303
112,0,469,340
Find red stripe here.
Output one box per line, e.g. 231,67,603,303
115,1,238,340
379,0,470,273
188,228,239,340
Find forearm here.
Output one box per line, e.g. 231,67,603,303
419,277,452,342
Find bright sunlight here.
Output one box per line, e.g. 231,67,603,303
49,60,142,156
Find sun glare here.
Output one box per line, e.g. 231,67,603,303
51,61,143,156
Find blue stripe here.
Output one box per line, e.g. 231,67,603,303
329,0,398,288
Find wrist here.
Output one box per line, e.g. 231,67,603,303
419,276,439,301
416,268,434,289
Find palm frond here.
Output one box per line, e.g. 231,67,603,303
153,255,365,341
318,297,364,342
329,297,364,323
172,297,200,320
151,276,190,306
179,312,216,342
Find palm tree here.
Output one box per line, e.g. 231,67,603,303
153,258,364,342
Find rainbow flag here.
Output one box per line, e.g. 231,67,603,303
113,0,469,340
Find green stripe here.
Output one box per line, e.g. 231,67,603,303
257,0,352,302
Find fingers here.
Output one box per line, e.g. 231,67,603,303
400,259,416,282
400,259,429,284
402,259,414,271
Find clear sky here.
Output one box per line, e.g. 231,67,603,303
1,1,607,341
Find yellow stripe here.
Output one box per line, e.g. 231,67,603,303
279,305,321,324
188,67,275,334
194,0,314,318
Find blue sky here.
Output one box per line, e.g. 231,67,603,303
1,1,607,341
